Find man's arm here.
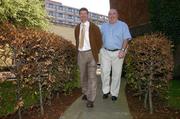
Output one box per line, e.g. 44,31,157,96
118,23,132,58
95,25,102,51
121,39,129,51
118,39,129,58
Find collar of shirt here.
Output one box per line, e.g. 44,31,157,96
108,20,118,25
80,21,90,28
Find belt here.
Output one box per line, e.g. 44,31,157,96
104,47,120,51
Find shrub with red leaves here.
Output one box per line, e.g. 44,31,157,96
124,34,174,113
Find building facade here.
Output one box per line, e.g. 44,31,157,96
45,0,108,26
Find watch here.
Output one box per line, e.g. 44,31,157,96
121,48,125,52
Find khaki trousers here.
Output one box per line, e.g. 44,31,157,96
78,50,97,102
100,48,124,97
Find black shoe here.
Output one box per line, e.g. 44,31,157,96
82,95,87,100
111,96,117,101
86,100,94,108
103,92,110,99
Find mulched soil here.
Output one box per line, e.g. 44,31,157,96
2,85,180,119
126,85,180,119
0,88,81,119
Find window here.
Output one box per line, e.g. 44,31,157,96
67,15,73,19
75,16,80,21
100,15,104,19
91,13,98,19
58,13,63,18
68,8,73,12
75,9,79,14
63,7,67,11
58,6,63,10
48,3,54,8
48,11,54,16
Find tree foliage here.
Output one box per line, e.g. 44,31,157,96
148,0,180,44
0,0,49,29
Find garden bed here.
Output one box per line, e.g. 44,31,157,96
1,88,81,119
126,84,180,119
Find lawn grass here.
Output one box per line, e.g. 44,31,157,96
0,82,16,116
0,74,80,117
0,81,39,116
168,79,180,109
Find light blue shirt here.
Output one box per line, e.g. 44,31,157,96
101,20,132,49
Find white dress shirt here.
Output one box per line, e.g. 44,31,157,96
78,21,91,51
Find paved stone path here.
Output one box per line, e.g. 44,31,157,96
59,76,132,119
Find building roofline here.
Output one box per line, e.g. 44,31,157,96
46,0,107,17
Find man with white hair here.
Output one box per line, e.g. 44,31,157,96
100,9,132,101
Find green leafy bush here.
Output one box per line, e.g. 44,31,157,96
125,34,174,113
62,70,80,94
0,0,49,29
0,81,40,116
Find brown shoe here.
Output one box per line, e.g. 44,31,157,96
86,100,94,108
82,95,87,100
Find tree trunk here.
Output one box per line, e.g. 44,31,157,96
38,64,44,116
149,80,153,114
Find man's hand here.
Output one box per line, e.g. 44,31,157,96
118,50,126,58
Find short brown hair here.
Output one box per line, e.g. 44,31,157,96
79,7,89,14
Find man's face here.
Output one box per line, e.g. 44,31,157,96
79,10,88,23
108,9,118,24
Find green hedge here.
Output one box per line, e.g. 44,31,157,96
0,0,49,29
